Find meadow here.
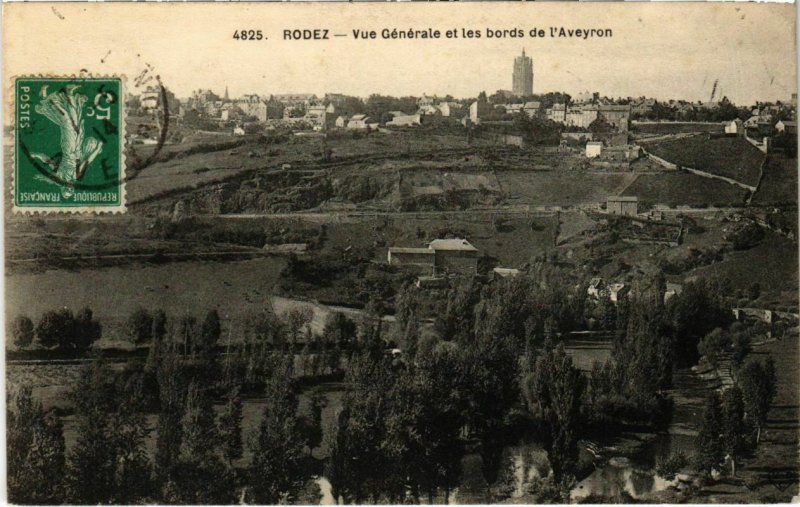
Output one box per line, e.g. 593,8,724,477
621,172,748,207
645,136,765,187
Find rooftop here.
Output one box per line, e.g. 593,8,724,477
608,196,638,202
388,247,434,255
428,238,478,252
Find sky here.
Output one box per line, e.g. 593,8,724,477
3,3,797,106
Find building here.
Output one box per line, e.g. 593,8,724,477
469,100,491,124
607,196,638,216
547,103,567,123
725,118,745,136
585,141,603,158
387,247,435,275
776,120,797,135
512,49,534,97
522,101,542,117
428,238,479,275
597,105,631,132
418,95,437,108
387,112,422,127
346,114,371,129
565,107,598,129
236,94,269,122
498,103,524,115
272,93,317,106
305,104,329,128
335,116,348,128
437,102,462,117
388,238,479,276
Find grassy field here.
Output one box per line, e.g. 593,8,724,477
5,257,287,342
319,213,558,269
621,172,749,206
737,333,800,501
751,155,798,205
126,139,272,204
646,136,765,187
498,172,636,206
688,232,798,307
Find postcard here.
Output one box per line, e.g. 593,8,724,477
3,2,797,504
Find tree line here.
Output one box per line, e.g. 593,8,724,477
8,267,781,503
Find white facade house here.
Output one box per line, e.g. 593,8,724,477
586,141,603,158
725,118,744,135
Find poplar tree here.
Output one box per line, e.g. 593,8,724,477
695,392,724,477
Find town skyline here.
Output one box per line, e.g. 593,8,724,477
3,3,795,110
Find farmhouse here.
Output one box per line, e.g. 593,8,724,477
387,112,422,127
387,247,435,275
607,196,638,216
347,114,371,129
429,238,479,275
388,238,479,276
585,142,603,158
725,118,745,136
776,120,797,135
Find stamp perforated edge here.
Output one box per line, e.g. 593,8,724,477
8,73,127,215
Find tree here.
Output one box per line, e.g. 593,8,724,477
11,315,35,348
298,390,325,454
155,353,186,478
146,310,168,374
248,358,307,504
74,307,102,350
739,358,777,444
126,308,154,344
165,379,234,504
695,392,724,477
66,360,152,504
200,309,222,353
588,117,614,133
7,385,66,504
522,343,585,483
325,354,397,503
218,385,244,467
35,309,71,349
180,381,218,461
721,385,746,476
698,327,727,368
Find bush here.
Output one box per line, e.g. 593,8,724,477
728,223,765,250
125,309,154,344
10,315,34,348
656,452,689,480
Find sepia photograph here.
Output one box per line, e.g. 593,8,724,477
2,2,798,504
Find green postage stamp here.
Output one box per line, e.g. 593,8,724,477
14,77,125,213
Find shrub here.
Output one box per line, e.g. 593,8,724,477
10,315,35,348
